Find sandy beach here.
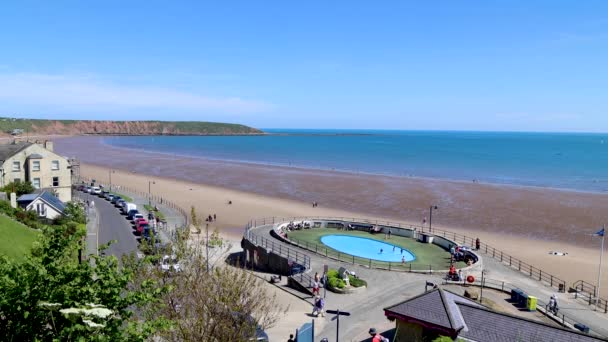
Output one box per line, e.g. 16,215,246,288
56,136,608,292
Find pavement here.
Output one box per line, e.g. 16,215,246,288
249,224,608,341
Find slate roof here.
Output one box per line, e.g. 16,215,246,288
383,287,483,333
458,302,604,342
17,193,38,202
38,191,66,213
384,288,606,342
0,142,32,162
17,191,66,213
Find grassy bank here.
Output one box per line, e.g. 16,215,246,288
287,228,466,271
144,204,165,220
0,214,39,261
110,192,133,202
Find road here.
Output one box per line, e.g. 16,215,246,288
81,192,138,257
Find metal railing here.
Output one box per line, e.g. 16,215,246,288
245,216,567,292
572,280,608,313
245,228,310,270
454,277,605,338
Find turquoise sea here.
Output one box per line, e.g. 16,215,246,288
103,130,608,193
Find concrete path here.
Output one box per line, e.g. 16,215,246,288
251,225,608,341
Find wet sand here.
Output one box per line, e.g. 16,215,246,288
56,136,608,291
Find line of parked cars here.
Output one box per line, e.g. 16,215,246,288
77,184,158,242
77,184,184,276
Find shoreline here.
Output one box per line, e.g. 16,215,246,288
55,136,608,247
98,136,608,196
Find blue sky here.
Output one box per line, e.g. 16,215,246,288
0,1,607,132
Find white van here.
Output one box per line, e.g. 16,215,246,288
122,202,137,215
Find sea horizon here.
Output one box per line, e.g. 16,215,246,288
101,129,608,194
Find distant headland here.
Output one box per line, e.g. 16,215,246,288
0,117,263,136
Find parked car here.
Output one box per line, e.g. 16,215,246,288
110,196,122,204
77,184,86,191
91,187,102,195
132,214,145,224
101,190,110,198
106,194,115,202
142,225,158,241
85,186,92,193
127,209,140,220
115,199,126,208
136,220,149,235
122,202,137,215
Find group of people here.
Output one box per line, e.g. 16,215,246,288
205,214,217,222
548,294,559,315
311,201,319,208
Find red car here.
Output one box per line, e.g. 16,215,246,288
133,217,146,227
136,220,149,235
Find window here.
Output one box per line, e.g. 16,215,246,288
32,178,41,189
32,161,40,171
14,178,20,183
36,203,46,217
52,177,59,187
51,160,60,170
12,161,20,171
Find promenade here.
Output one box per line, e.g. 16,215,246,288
249,223,608,340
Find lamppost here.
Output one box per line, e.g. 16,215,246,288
206,223,210,273
109,170,115,192
429,205,438,232
148,180,155,206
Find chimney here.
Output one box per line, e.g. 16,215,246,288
44,140,54,152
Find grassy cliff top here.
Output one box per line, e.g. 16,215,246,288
0,117,263,135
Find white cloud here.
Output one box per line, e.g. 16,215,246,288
0,72,271,113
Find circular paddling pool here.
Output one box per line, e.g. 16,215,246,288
320,235,416,262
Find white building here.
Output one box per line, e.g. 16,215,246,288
17,191,66,220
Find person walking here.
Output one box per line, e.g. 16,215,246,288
312,296,325,317
287,334,295,342
476,237,481,250
312,279,320,296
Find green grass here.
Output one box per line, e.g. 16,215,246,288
143,204,165,220
0,214,40,261
287,228,466,271
110,192,132,202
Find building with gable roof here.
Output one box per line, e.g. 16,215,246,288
0,140,71,202
17,190,66,220
383,288,606,342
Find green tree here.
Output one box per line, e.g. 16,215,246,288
55,202,87,225
0,222,170,340
156,207,285,341
1,181,35,197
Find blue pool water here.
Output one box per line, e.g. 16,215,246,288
320,235,416,262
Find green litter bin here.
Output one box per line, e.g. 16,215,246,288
526,295,537,311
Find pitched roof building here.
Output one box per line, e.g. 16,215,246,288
0,141,71,202
17,190,66,220
384,288,605,342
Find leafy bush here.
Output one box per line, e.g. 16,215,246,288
326,269,339,279
1,181,35,197
349,276,367,288
55,203,86,225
